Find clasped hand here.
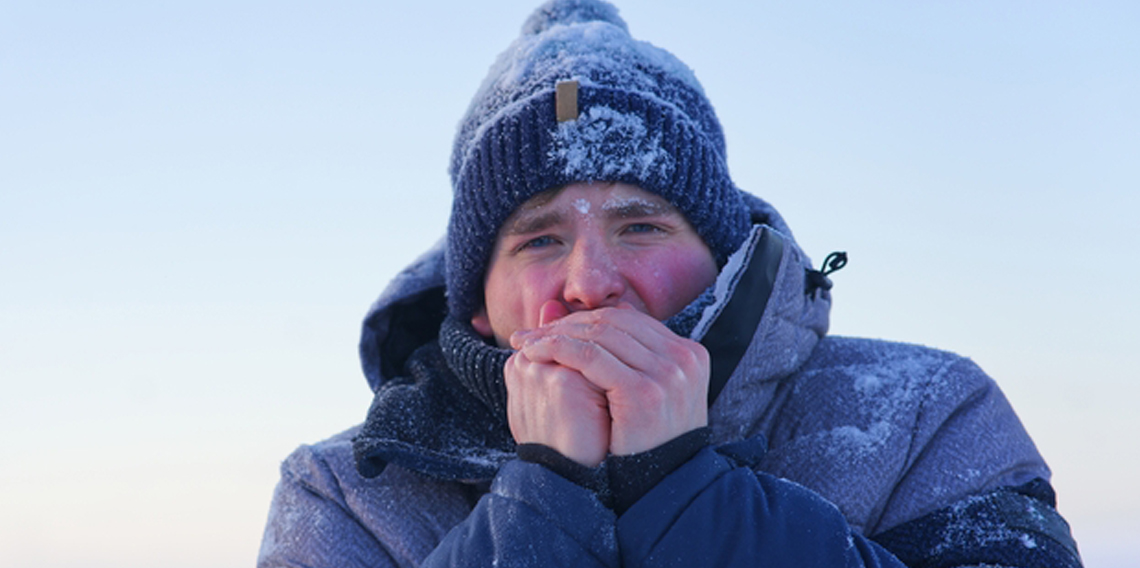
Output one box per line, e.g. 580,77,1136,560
505,301,710,467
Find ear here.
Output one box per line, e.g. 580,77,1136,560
471,307,494,338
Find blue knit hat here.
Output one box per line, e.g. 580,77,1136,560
446,0,751,320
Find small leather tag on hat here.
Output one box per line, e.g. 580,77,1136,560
556,80,579,122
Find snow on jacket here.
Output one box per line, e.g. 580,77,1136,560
258,194,1081,567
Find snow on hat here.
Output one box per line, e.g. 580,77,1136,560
445,0,751,320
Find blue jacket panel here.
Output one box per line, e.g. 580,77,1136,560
617,446,905,568
423,461,619,568
419,445,910,568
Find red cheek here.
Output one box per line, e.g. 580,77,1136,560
630,250,716,319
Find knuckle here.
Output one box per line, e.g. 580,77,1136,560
664,342,694,367
576,309,605,325
547,334,599,366
575,339,600,364
673,338,707,370
583,321,607,340
545,370,569,393
630,375,664,406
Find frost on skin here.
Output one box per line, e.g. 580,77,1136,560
599,195,656,213
572,198,591,215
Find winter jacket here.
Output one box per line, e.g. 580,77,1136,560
258,194,1081,567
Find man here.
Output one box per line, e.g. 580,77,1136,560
259,1,1082,566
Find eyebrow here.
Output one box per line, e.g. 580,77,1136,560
502,209,566,236
601,199,676,219
502,196,679,236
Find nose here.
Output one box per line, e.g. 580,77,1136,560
561,239,625,311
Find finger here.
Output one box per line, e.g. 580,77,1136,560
562,306,678,342
509,300,570,350
518,333,648,393
513,304,669,350
539,299,570,327
520,311,711,403
519,307,681,367
519,320,660,375
504,350,611,466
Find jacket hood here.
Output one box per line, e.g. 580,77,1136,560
359,191,829,395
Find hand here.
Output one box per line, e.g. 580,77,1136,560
510,302,710,456
504,302,611,467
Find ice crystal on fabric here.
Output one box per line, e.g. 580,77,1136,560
551,105,672,180
453,19,706,180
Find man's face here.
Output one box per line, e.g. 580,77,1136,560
471,182,718,347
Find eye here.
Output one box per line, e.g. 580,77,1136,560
515,235,558,252
623,223,664,235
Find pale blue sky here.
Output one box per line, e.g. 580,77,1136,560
2,1,1137,567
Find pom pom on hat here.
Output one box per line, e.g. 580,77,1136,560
445,0,751,320
521,0,627,35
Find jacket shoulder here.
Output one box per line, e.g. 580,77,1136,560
261,426,477,568
804,336,975,377
761,336,1048,535
276,425,361,500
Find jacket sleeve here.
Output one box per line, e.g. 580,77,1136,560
421,460,620,568
859,357,1083,567
870,478,1082,568
616,444,907,568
